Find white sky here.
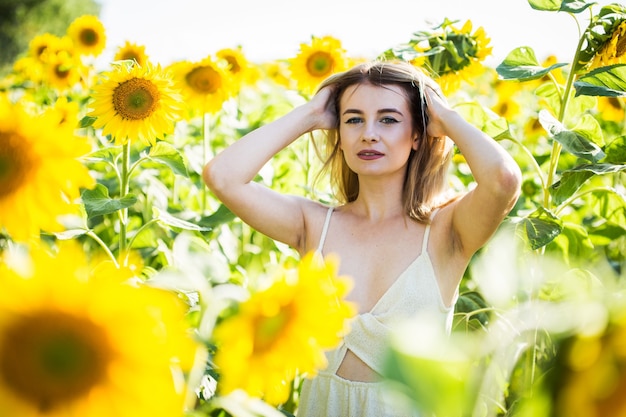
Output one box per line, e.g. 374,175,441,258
96,0,620,68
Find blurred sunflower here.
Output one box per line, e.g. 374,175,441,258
88,61,184,146
578,4,626,71
383,19,491,95
66,15,106,57
167,56,235,117
551,311,626,417
29,33,71,64
491,79,521,120
422,20,491,94
0,242,198,417
597,96,625,122
44,50,84,92
212,252,355,405
49,96,81,127
216,47,260,90
0,94,94,241
289,35,350,95
114,41,149,68
11,57,45,85
260,60,294,89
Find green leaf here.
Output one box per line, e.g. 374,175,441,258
554,222,595,262
81,183,137,218
560,0,596,13
528,0,593,12
550,163,626,205
592,188,626,230
574,64,626,97
553,130,606,162
85,147,120,163
518,207,563,250
572,113,605,147
147,142,188,176
197,204,236,229
529,0,561,11
79,115,97,128
539,110,605,162
455,291,490,327
605,135,626,163
54,229,89,240
496,47,568,81
154,208,212,231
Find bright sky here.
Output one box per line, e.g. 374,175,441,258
97,0,620,68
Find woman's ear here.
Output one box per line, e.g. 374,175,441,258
412,134,420,150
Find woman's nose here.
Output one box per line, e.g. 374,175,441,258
362,124,379,142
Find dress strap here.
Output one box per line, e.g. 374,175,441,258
316,207,334,255
421,207,441,255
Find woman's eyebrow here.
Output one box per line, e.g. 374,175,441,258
342,108,404,115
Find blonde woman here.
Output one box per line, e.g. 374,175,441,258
203,60,521,416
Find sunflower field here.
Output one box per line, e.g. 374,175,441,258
0,0,625,416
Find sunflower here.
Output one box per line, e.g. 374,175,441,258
0,94,94,241
66,15,106,57
28,33,70,64
114,41,149,68
491,78,521,120
426,20,492,95
88,61,184,146
0,241,198,417
597,96,625,122
384,19,491,95
216,47,260,89
212,251,355,405
260,60,295,89
49,96,81,127
11,57,45,85
44,49,84,92
578,4,626,72
289,35,350,95
167,56,235,117
551,312,626,417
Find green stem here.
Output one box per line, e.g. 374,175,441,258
202,112,210,213
544,20,587,210
555,186,620,215
86,230,119,267
509,137,547,191
125,218,159,261
119,141,131,260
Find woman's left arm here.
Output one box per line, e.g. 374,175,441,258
425,85,522,258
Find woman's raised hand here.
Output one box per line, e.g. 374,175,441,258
423,82,453,140
305,85,338,132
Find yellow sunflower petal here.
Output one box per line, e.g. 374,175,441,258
212,251,355,405
0,242,199,417
0,95,95,241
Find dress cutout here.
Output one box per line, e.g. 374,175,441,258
297,206,457,417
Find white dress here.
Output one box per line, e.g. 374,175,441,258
297,207,456,417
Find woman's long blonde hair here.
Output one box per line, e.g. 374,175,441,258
313,60,455,223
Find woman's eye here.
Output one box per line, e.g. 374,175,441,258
381,117,399,124
344,117,362,124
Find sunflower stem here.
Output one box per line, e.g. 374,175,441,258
119,141,131,261
86,230,119,268
202,112,210,213
543,19,587,210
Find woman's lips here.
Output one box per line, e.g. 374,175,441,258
357,150,384,160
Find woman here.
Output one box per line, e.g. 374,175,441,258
203,60,521,416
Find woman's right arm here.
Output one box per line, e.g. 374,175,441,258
202,87,336,252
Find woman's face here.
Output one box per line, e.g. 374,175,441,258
338,83,417,179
